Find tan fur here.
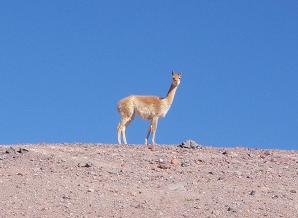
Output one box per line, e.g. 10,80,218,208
117,72,182,147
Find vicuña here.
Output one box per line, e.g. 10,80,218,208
117,71,182,148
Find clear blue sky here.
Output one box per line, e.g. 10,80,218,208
1,1,297,150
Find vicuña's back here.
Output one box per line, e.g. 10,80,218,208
118,95,169,120
117,72,182,148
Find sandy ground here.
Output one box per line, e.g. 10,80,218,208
0,143,297,218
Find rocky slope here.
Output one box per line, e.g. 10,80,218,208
0,143,297,217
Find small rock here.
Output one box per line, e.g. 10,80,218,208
196,159,204,164
178,140,201,149
249,190,256,196
222,151,228,155
227,207,236,212
171,158,181,166
16,172,23,176
263,150,272,156
181,162,190,167
17,148,29,154
157,163,170,169
260,151,272,159
87,188,95,193
230,152,238,158
156,158,165,164
5,147,16,154
290,190,296,194
247,153,254,158
62,195,71,200
89,171,97,176
0,156,4,160
131,203,142,209
168,182,187,191
78,163,93,168
108,168,123,174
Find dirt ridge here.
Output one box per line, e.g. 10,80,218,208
0,143,297,217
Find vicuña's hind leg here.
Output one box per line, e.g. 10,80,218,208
117,115,134,145
123,115,135,144
118,118,128,144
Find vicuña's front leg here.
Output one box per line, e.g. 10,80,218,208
117,123,122,144
122,126,127,144
151,117,159,145
145,122,152,145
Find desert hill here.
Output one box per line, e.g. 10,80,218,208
0,143,297,217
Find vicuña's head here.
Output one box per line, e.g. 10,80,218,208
172,71,182,86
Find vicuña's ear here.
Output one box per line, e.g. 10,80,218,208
179,72,182,77
172,71,174,76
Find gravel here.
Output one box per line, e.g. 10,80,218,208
0,143,297,217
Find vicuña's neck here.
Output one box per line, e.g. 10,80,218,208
165,83,178,105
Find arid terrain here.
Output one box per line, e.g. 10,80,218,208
0,143,297,218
